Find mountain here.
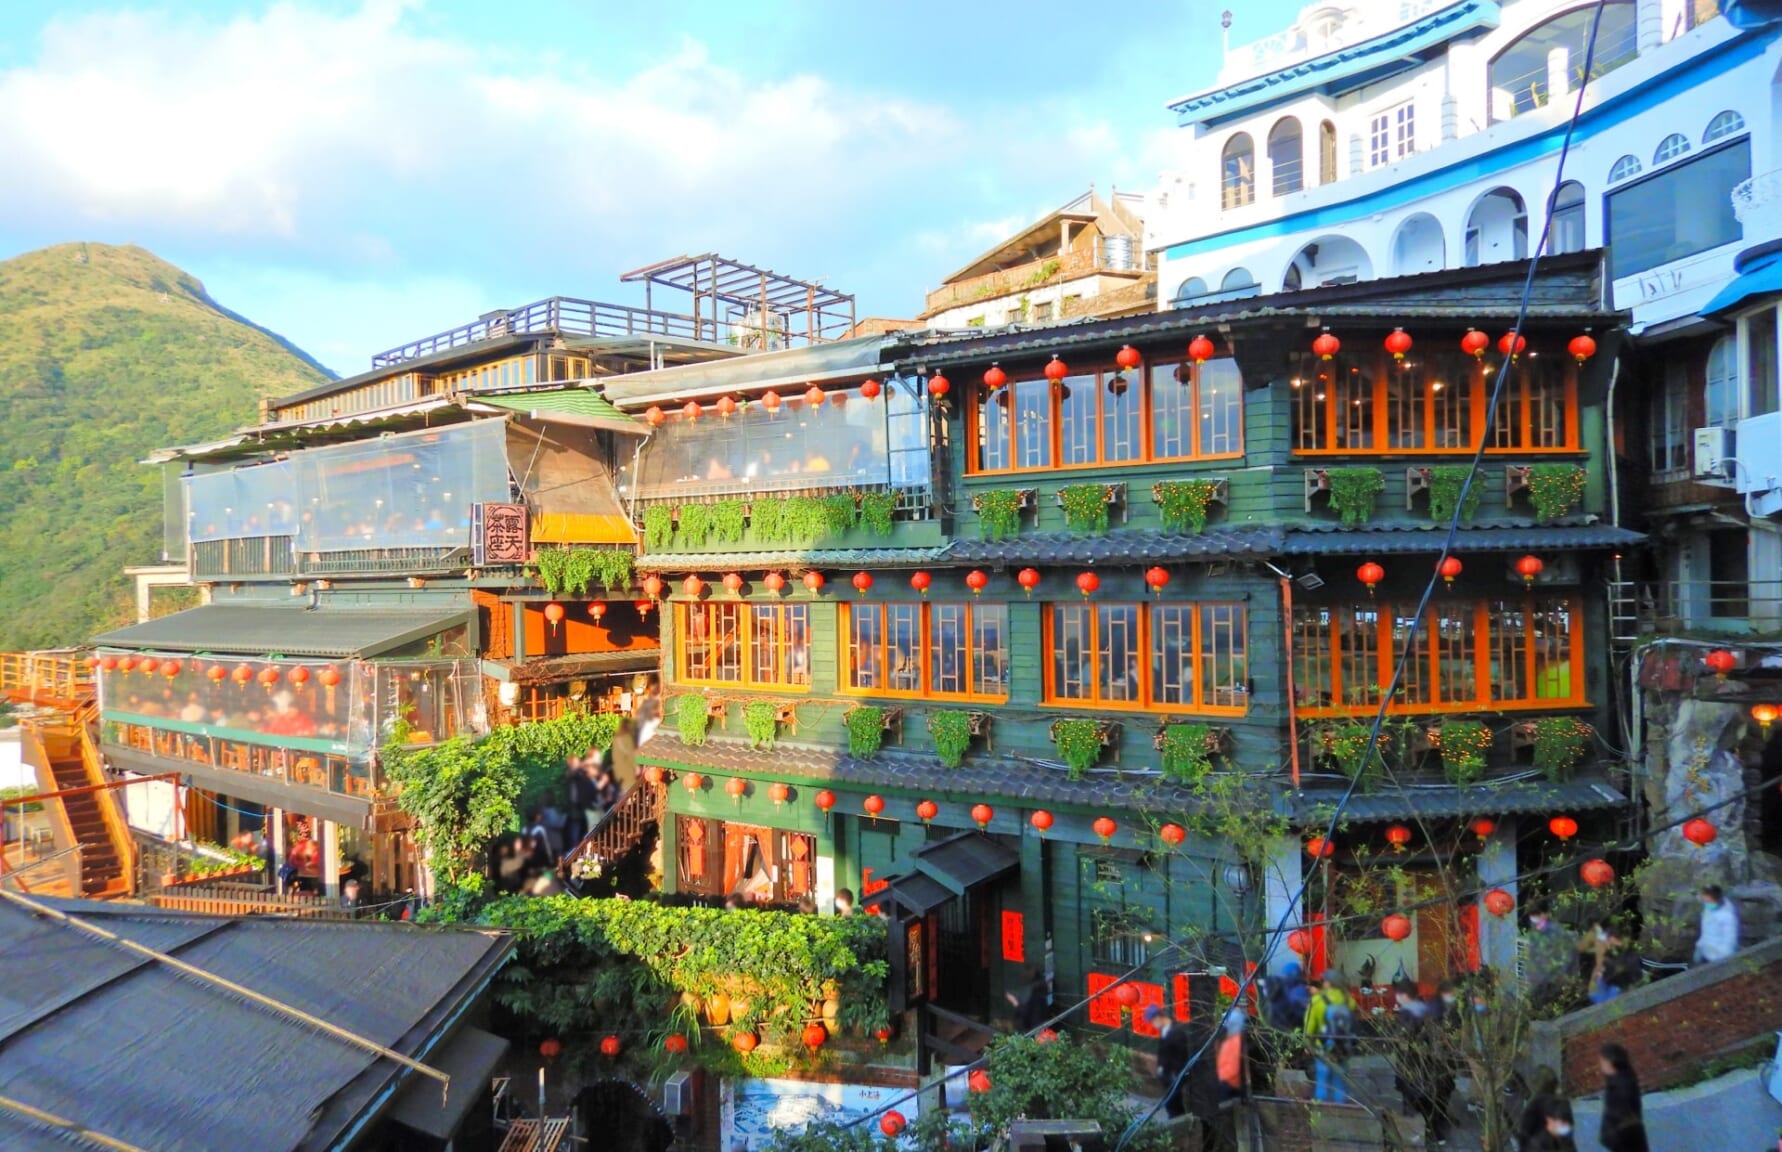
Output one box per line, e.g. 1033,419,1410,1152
0,242,332,650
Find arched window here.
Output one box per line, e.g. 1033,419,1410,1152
1703,110,1745,143
1221,268,1257,294
1464,187,1528,266
1269,118,1303,196
1391,213,1446,275
1487,2,1637,122
1706,335,1739,428
1172,277,1210,307
1222,133,1255,209
1607,154,1642,183
1319,121,1338,184
1549,181,1586,255
1653,133,1691,164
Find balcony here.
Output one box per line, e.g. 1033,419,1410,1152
107,719,377,800
923,239,1153,317
1644,578,1782,637
371,296,715,369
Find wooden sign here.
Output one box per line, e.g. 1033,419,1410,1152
473,502,528,565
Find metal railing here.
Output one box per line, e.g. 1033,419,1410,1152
0,650,92,702
108,721,380,799
296,545,469,576
564,782,664,879
190,536,297,580
1647,579,1782,635
923,239,1154,316
371,297,716,368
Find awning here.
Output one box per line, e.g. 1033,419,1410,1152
1280,524,1644,555
1703,249,1782,317
481,650,660,684
879,872,956,916
387,1026,509,1140
909,832,1020,896
600,335,893,406
91,603,469,658
466,388,643,435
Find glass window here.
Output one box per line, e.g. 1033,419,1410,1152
1048,602,1247,713
1748,307,1779,417
1653,133,1692,165
1319,120,1338,184
1057,372,1098,466
680,603,807,689
1222,133,1255,209
1550,181,1586,255
1172,277,1209,307
1608,155,1643,184
846,602,1007,701
1269,118,1303,196
1013,378,1052,469
1606,137,1749,280
1650,362,1689,473
1488,2,1637,122
1370,103,1415,168
1706,335,1739,427
1102,370,1142,463
1703,110,1745,144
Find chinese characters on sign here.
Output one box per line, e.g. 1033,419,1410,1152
473,502,529,565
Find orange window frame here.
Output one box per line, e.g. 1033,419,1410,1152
965,358,1245,476
838,602,1009,703
673,602,810,691
1293,594,1586,717
1041,601,1249,716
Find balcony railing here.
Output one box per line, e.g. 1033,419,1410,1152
190,537,297,581
371,296,717,369
0,650,91,702
924,239,1153,317
108,720,379,800
1646,579,1782,636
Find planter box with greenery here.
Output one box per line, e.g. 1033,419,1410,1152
533,547,635,596
929,710,990,768
1153,722,1229,784
1050,718,1119,779
1523,463,1587,521
1521,716,1592,780
1306,467,1385,525
972,489,1035,541
1319,723,1387,791
1056,482,1124,534
1152,478,1228,535
1435,720,1492,785
843,705,899,759
1411,464,1484,523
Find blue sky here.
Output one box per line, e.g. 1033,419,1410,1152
0,0,1303,375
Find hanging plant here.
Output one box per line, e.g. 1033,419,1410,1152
858,491,897,538
1154,479,1220,535
1527,464,1587,521
977,489,1026,541
1159,722,1214,784
1322,723,1385,790
845,706,885,759
711,500,748,544
750,497,786,542
1326,467,1385,526
1058,484,1112,535
643,506,674,551
743,701,779,750
820,493,858,535
1426,465,1483,524
533,548,570,593
1436,720,1492,785
590,550,634,594
930,710,973,768
676,695,711,746
678,504,715,548
1052,719,1106,779
783,496,832,544
1533,716,1592,780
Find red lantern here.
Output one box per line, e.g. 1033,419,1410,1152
1160,822,1187,847
1515,555,1544,584
1016,568,1041,597
643,574,665,601
257,666,280,688
665,1034,688,1054
600,1035,622,1057
722,572,744,595
1438,556,1463,585
117,655,137,673
1036,1028,1059,1043
909,570,932,596
972,803,994,828
983,363,1007,389
1093,816,1118,842
682,400,702,421
588,601,607,623
138,658,158,676
733,1031,759,1054
1705,649,1737,679
1755,703,1780,732
544,602,566,630
1385,328,1413,360
861,377,883,400
805,385,825,408
851,571,874,596
769,782,791,806
726,777,748,800
965,569,990,597
1112,984,1141,1012
206,664,226,682
1357,561,1385,594
540,1038,562,1058
875,1027,893,1043
762,389,782,412
815,789,836,813
1286,929,1312,955
1682,818,1718,847
1568,333,1597,364
643,765,665,786
1381,913,1412,942
716,395,738,418
682,574,704,598
968,1069,992,1093
916,799,939,823
1385,824,1413,852
1470,817,1497,841
1305,836,1334,859
802,1023,828,1049
1312,331,1341,360
1581,858,1615,888
681,772,705,793
1461,329,1490,359
762,571,786,595
1029,809,1053,834
803,570,825,593
1498,332,1527,358
644,406,665,427
161,660,182,679
287,665,310,687
1548,815,1578,841
863,794,886,816
230,663,251,683
1044,355,1069,382
1188,335,1217,365
1483,888,1517,918
100,655,119,672
636,598,653,616
928,372,951,398
1116,345,1142,371
1075,571,1100,598
880,1111,906,1137
1145,566,1171,595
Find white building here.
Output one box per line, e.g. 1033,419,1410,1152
1149,0,1782,629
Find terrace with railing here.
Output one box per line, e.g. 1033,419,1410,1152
923,239,1153,317
1641,578,1782,637
0,650,91,706
371,296,715,369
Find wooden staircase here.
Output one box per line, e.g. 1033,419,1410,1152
19,703,134,899
562,781,664,892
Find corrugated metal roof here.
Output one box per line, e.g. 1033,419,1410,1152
92,603,469,658
601,335,893,406
1288,774,1626,822
946,528,1283,564
466,388,642,434
1280,524,1645,554
0,899,512,1152
637,547,949,572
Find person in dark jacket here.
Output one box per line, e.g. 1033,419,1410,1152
1597,1043,1649,1152
1144,1005,1192,1118
1265,961,1312,1031
1526,1098,1579,1152
1007,967,1050,1033
1517,1066,1562,1150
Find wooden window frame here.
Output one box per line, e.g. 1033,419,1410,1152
966,357,1245,476
839,601,1009,703
1292,593,1587,717
1041,600,1249,716
673,601,810,691
1291,347,1580,456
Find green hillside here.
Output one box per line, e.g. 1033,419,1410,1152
0,242,331,650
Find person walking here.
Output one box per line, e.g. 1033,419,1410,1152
1586,921,1642,1005
1303,970,1356,1103
1264,961,1312,1032
1597,1043,1649,1152
1007,967,1051,1033
1393,982,1454,1147
1526,1098,1579,1152
608,717,639,790
1524,901,1580,1011
1144,1005,1192,1119
1693,884,1740,966
1517,1066,1563,1150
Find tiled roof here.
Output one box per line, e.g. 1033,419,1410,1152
1287,773,1626,822
637,547,950,572
92,603,469,658
1280,524,1645,554
946,528,1283,565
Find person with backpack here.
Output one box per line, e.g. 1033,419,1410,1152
1303,970,1355,1103
1265,961,1312,1032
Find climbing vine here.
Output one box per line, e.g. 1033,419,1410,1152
976,489,1025,541
677,694,711,746
643,506,673,551
1154,479,1221,534
743,701,779,750
1159,722,1215,784
1325,467,1385,526
1052,719,1107,779
710,500,748,544
677,503,715,548
858,491,897,538
1426,465,1483,523
1437,719,1492,785
1527,463,1587,521
1533,716,1592,780
929,710,973,768
844,706,884,759
1058,483,1111,534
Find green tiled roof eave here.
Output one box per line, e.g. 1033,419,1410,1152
468,387,641,432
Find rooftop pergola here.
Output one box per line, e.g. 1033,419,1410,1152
622,253,856,349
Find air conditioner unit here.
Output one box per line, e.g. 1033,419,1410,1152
663,1071,693,1116
1695,426,1735,482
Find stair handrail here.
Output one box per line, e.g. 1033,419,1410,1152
74,701,136,895
563,781,665,874
16,720,82,894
